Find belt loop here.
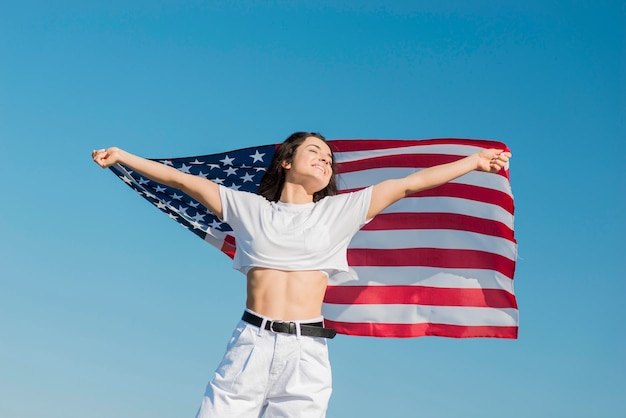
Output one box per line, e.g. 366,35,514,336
259,318,267,335
295,322,302,339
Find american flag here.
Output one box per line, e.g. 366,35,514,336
109,138,518,339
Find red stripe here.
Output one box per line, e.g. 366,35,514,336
411,183,514,213
347,248,516,279
341,182,513,214
363,212,515,241
338,153,510,181
324,285,518,309
329,138,510,152
339,153,462,171
324,320,518,338
220,234,236,259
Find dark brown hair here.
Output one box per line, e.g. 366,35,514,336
258,132,338,202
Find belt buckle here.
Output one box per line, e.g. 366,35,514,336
269,320,281,333
269,320,296,334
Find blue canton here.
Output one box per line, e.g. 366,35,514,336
109,144,276,242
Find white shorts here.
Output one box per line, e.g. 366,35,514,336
195,310,333,418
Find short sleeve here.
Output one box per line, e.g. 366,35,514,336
218,185,268,225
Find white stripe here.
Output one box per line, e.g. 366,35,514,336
334,144,489,163
350,229,517,260
337,167,512,194
378,196,514,229
322,303,518,327
327,266,515,293
203,228,229,249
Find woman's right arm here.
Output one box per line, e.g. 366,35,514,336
92,147,223,219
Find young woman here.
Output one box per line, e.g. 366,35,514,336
92,132,510,418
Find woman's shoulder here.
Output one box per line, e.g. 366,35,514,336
321,186,373,203
220,185,272,210
314,186,373,214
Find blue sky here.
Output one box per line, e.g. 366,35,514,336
1,1,624,417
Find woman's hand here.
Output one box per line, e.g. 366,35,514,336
476,148,512,173
92,147,124,168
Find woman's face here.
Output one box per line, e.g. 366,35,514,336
283,136,334,191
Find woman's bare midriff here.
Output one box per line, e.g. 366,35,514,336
246,267,328,321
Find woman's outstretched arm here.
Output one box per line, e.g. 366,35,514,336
92,147,223,219
367,148,511,219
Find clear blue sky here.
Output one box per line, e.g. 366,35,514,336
1,1,624,417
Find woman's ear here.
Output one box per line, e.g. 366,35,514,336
281,160,291,170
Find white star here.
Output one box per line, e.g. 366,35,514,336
177,205,189,216
209,219,222,229
225,167,238,176
156,185,167,193
160,160,174,166
212,177,225,185
207,163,220,170
229,183,241,191
254,167,267,172
250,150,266,162
190,159,204,165
122,176,133,185
138,177,150,185
241,172,255,183
190,221,204,230
188,201,200,208
155,201,167,210
168,213,178,220
220,155,235,166
171,193,183,200
197,171,209,178
192,212,205,222
178,163,192,174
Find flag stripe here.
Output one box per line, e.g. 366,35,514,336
351,229,517,259
343,183,514,215
340,153,468,170
338,168,511,194
338,154,509,183
339,266,515,292
324,320,518,339
412,183,513,213
220,234,236,258
380,197,514,230
363,212,515,241
335,144,495,162
330,138,511,152
324,285,517,308
347,248,516,279
322,303,518,327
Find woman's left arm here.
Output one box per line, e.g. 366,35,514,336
367,148,511,219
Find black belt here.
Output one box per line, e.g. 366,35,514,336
242,311,336,339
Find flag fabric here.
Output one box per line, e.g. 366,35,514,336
109,138,518,339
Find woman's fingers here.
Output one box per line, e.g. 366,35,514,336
92,148,109,167
488,151,511,172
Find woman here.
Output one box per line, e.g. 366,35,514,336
92,132,510,417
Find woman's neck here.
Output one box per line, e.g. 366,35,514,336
279,183,315,204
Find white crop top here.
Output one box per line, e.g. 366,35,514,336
218,185,373,277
